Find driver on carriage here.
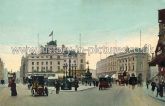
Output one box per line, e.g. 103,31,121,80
32,80,38,89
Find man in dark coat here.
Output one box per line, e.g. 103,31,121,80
129,73,137,90
10,80,17,96
146,80,150,89
151,81,156,92
159,82,164,97
55,80,61,94
74,80,79,91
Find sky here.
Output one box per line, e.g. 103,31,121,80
0,0,165,71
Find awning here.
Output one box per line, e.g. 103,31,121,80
111,74,117,79
149,54,165,66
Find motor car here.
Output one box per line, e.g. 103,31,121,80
61,79,72,90
31,75,48,96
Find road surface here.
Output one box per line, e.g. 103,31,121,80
0,84,164,106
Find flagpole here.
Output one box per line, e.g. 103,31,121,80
52,33,53,41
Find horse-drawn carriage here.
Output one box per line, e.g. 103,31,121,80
31,75,48,96
99,77,110,90
118,73,125,85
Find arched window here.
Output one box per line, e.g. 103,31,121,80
57,55,60,59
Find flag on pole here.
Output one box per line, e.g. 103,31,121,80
49,31,53,37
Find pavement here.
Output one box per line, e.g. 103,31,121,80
143,84,165,102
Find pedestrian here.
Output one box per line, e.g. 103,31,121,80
55,80,61,94
129,73,137,90
10,79,17,96
85,81,87,86
96,80,99,87
151,81,156,92
158,82,164,97
74,80,79,91
89,82,91,86
146,80,150,89
93,80,96,86
156,83,160,97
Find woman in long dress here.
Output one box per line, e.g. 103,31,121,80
11,80,17,96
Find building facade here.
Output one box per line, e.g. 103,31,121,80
96,52,150,80
116,53,150,80
149,9,165,81
20,40,86,79
0,58,4,80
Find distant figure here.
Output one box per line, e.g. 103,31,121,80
155,79,160,97
137,73,143,87
159,82,164,97
146,80,150,89
85,81,87,86
74,80,79,91
129,73,137,90
10,79,17,96
55,80,61,94
93,80,96,86
89,82,91,86
96,80,99,87
151,81,156,92
1,80,5,85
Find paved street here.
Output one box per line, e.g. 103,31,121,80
0,84,164,106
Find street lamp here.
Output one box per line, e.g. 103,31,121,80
63,63,68,78
68,58,71,77
86,61,89,72
74,63,77,79
71,64,74,77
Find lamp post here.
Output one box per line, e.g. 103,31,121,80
86,61,89,72
68,56,71,77
63,63,68,78
71,64,74,77
74,63,77,79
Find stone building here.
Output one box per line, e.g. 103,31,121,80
0,58,4,80
96,52,150,80
20,40,86,79
149,9,165,81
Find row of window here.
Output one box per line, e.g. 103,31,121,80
31,59,84,65
32,61,52,65
120,64,134,71
32,66,61,71
119,57,134,63
31,55,60,59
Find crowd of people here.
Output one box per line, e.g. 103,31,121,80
115,73,141,90
147,79,165,98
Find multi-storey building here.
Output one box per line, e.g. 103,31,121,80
96,58,108,76
96,52,150,80
116,52,150,80
107,55,118,74
20,40,86,79
0,58,4,80
149,9,165,80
